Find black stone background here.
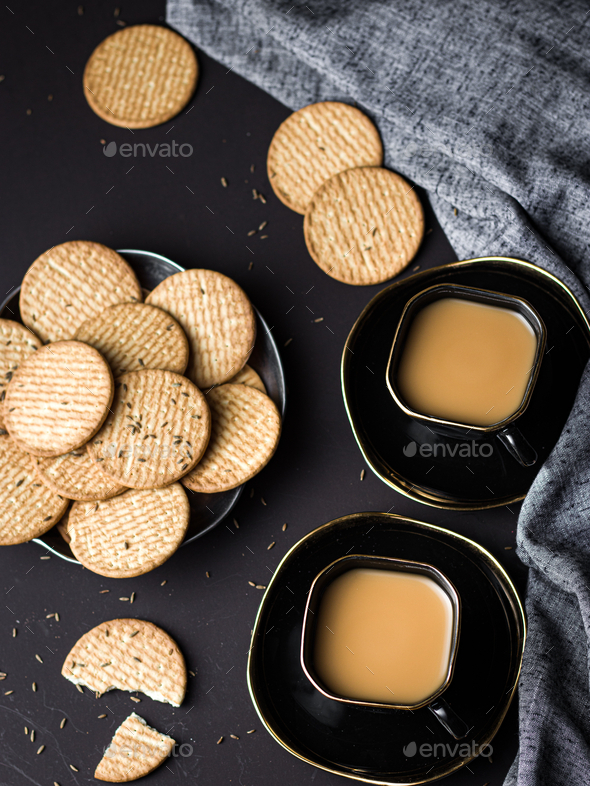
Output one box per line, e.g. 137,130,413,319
0,2,528,784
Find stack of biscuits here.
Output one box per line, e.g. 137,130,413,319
267,101,425,286
0,241,282,578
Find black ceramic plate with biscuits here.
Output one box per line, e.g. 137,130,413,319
247,512,525,784
342,256,590,510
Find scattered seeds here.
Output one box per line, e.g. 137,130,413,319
252,188,258,199
99,589,109,594
230,734,239,740
70,765,79,772
46,613,55,619
314,317,323,323
12,628,16,637
98,714,107,719
256,584,266,590
35,654,43,663
248,581,256,587
189,670,196,677
247,229,256,237
24,726,28,734
258,221,267,231
130,592,135,604
221,177,228,187
248,261,254,271
247,729,256,734
161,580,167,586
55,612,60,621
40,556,51,560
261,497,267,506
233,518,239,529
250,164,255,173
60,717,66,729
32,682,37,691
453,207,458,216
119,597,130,601
360,469,366,481
267,542,275,550
37,745,45,755
505,546,513,550
4,690,13,695
206,571,210,578
284,338,292,347
76,685,83,694
31,730,35,741
259,193,267,204
130,696,141,703
217,736,224,744
412,264,421,271
260,234,268,239
282,523,288,531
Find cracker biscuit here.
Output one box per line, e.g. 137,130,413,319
62,618,186,706
0,319,42,429
33,450,126,501
75,303,189,375
95,713,175,783
228,363,266,394
68,484,190,577
146,269,256,389
303,166,424,285
87,369,210,489
20,241,142,343
83,25,198,129
0,435,68,545
182,383,281,493
4,341,114,457
267,102,383,214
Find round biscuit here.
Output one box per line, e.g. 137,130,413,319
95,713,175,782
61,618,186,706
228,363,266,394
4,341,114,457
68,485,190,578
75,302,189,376
20,241,142,343
303,166,424,285
267,101,383,214
0,435,68,545
33,450,127,501
87,369,210,489
0,319,42,429
83,25,198,129
182,383,281,494
146,269,256,389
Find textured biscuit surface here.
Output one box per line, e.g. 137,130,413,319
61,618,186,706
4,341,114,457
228,363,266,394
303,166,424,285
87,369,210,489
0,436,68,545
182,383,281,493
34,450,126,501
68,484,189,577
75,302,189,375
84,25,198,129
95,712,175,782
267,102,383,214
146,269,256,389
0,319,42,429
20,241,142,343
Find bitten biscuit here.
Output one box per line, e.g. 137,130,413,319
19,241,142,343
33,450,126,501
61,618,187,706
267,101,383,214
0,319,42,429
146,269,256,389
84,25,198,129
68,485,190,578
182,383,281,493
228,363,266,394
0,435,68,545
95,713,175,782
4,341,114,457
303,166,424,285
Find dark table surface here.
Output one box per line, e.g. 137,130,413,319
0,2,528,784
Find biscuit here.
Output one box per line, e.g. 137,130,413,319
87,369,210,489
0,435,68,545
4,341,114,457
146,269,256,389
33,450,126,501
68,484,190,577
95,713,175,783
56,504,72,544
0,319,42,429
19,241,142,343
267,102,383,214
83,25,198,129
182,383,281,493
75,303,189,376
62,618,186,706
303,166,424,285
228,363,266,394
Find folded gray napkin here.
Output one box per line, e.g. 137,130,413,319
167,1,590,782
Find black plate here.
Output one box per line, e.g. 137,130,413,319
0,249,286,563
248,513,525,784
342,257,590,510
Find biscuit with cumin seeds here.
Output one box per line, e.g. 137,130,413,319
182,383,281,494
33,450,126,502
19,241,142,343
304,166,424,285
146,269,256,389
61,618,187,706
84,25,198,129
75,302,189,376
4,341,114,457
0,319,42,430
0,435,68,545
68,484,190,578
95,712,175,782
267,101,383,214
228,363,266,394
87,369,210,489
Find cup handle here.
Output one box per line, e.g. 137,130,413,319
427,698,469,740
496,424,537,467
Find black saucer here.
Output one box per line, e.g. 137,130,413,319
342,256,590,509
248,513,525,784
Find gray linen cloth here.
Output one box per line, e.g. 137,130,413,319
167,1,590,782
